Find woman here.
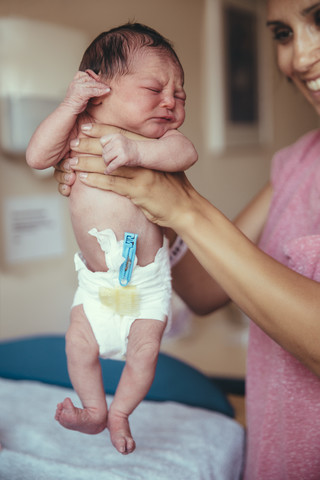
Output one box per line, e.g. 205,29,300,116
55,0,320,477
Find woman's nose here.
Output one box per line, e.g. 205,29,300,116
292,29,320,72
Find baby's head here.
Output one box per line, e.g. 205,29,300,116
79,22,184,83
81,23,186,138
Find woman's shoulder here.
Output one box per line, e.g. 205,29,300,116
271,129,320,183
277,128,320,158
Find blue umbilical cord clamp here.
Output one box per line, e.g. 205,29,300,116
119,232,138,286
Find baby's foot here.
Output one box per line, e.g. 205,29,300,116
55,397,107,434
107,410,136,455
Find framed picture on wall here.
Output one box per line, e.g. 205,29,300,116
204,0,273,151
224,4,258,125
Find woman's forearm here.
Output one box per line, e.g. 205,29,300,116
175,190,320,375
171,248,230,314
55,128,320,375
170,183,273,314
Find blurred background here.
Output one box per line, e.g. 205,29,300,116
0,0,318,380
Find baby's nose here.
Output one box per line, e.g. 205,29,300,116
161,94,175,110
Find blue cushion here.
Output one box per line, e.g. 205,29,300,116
0,335,234,417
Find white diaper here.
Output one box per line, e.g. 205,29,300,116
72,228,172,359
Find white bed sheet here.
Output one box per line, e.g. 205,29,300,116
0,378,244,480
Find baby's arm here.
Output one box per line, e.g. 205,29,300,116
101,129,198,174
26,71,110,170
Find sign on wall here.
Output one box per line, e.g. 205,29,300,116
3,195,65,264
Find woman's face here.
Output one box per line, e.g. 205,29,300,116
267,0,320,114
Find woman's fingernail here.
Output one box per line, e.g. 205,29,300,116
70,138,79,147
79,172,88,179
81,123,93,131
62,160,71,171
69,157,78,166
64,173,72,182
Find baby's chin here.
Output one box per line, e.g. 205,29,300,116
137,122,178,139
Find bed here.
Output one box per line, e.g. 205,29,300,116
0,335,244,479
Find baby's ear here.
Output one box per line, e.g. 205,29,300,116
89,97,103,105
85,69,101,82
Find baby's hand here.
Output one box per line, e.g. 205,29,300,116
62,70,110,115
101,134,141,173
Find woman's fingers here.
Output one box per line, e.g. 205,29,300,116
70,137,103,155
80,123,146,141
78,167,193,228
70,124,148,157
70,124,127,155
78,169,161,224
58,183,72,197
55,158,74,173
79,167,140,196
53,167,75,185
53,168,74,197
71,155,106,173
72,155,141,177
81,123,119,139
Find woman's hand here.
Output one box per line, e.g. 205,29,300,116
54,158,77,197
71,156,196,229
60,123,199,229
54,124,114,196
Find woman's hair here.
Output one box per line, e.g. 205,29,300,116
79,22,184,81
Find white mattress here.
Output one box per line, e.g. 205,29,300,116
0,378,244,480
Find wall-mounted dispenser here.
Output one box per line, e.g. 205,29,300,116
0,17,89,156
0,97,61,155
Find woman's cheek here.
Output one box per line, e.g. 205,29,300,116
277,49,292,78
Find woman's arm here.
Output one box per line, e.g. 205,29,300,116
177,191,320,376
67,155,320,376
54,125,320,375
54,125,272,316
168,183,272,314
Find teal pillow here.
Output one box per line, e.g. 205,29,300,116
0,335,233,417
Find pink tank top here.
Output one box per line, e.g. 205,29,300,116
244,129,320,479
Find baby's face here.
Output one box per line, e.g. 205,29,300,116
92,49,186,138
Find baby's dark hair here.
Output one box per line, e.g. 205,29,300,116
79,22,184,81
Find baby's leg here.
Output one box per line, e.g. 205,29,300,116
55,305,108,434
108,318,166,454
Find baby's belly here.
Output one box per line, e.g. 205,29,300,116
69,177,162,271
